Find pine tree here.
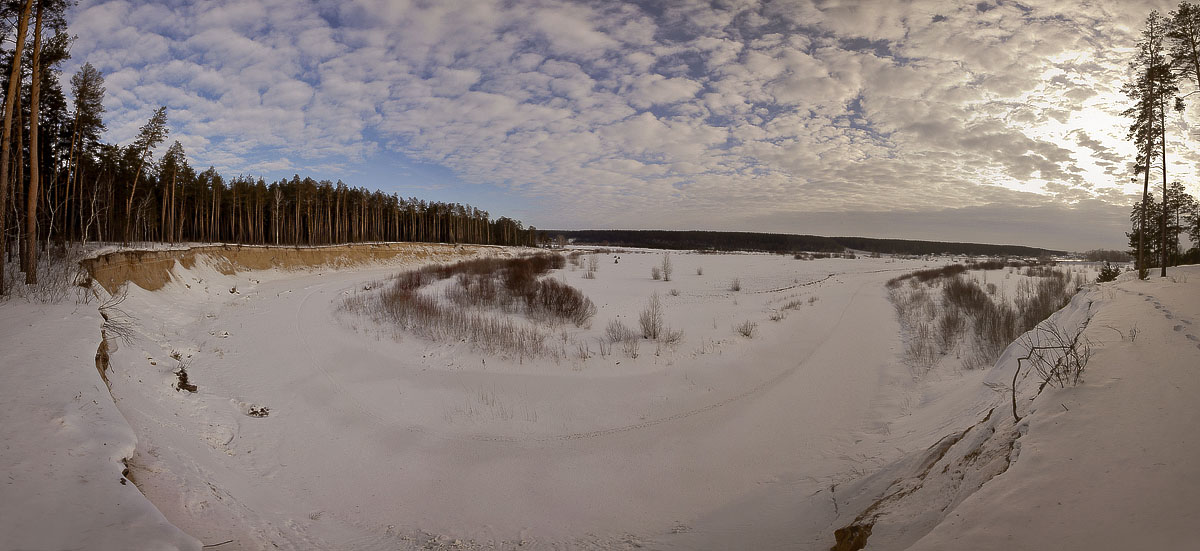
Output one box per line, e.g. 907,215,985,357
123,106,168,243
1123,12,1178,278
1164,181,1199,264
67,63,105,243
1127,195,1163,266
1168,2,1200,90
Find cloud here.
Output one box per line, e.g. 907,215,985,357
61,0,1199,250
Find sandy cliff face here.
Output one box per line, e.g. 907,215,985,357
81,242,504,293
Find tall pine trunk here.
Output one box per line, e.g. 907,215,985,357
0,0,31,294
1159,92,1168,277
25,0,44,284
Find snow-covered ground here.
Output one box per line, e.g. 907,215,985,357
0,285,199,550
1,247,1196,550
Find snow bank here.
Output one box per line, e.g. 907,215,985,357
0,298,200,550
906,266,1200,550
825,266,1200,550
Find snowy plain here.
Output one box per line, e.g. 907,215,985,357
1,245,1196,550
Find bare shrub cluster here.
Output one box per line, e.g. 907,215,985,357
369,287,549,359
568,251,584,269
585,253,599,279
639,293,664,339
597,293,684,357
342,253,595,360
735,320,758,338
437,254,595,327
886,259,1038,288
1011,319,1093,421
1021,322,1092,390
889,265,1083,374
606,319,637,343
531,278,597,326
2,244,90,304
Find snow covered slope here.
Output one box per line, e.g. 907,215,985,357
0,298,200,550
904,266,1200,550
824,265,1200,550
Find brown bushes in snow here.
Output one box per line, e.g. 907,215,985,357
889,265,1083,374
341,253,595,360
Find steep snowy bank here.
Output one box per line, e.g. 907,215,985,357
906,266,1200,550
0,298,199,550
823,266,1200,550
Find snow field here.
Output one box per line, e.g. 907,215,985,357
8,245,1189,551
98,248,957,549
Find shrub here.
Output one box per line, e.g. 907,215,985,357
1011,320,1093,421
344,252,595,360
1096,262,1120,283
651,266,662,280
639,293,664,339
937,305,964,352
967,260,1007,271
661,252,673,282
886,264,967,288
1014,271,1071,332
943,276,989,312
606,319,636,343
907,321,936,368
735,320,757,337
622,335,641,358
729,277,741,292
530,278,596,327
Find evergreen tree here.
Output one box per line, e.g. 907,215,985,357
1122,12,1179,278
1164,181,1199,264
67,62,105,243
1168,2,1200,90
123,106,168,243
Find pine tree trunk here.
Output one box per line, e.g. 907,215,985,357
0,0,31,293
1160,94,1169,278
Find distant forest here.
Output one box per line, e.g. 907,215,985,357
550,230,1064,258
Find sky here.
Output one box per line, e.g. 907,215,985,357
60,0,1200,252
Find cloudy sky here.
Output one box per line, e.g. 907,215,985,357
63,0,1200,251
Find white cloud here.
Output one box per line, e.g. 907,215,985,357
60,0,1200,249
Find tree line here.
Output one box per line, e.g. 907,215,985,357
552,229,1063,258
0,1,537,295
1124,3,1200,276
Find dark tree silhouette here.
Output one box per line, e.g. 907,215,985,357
1123,12,1178,278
